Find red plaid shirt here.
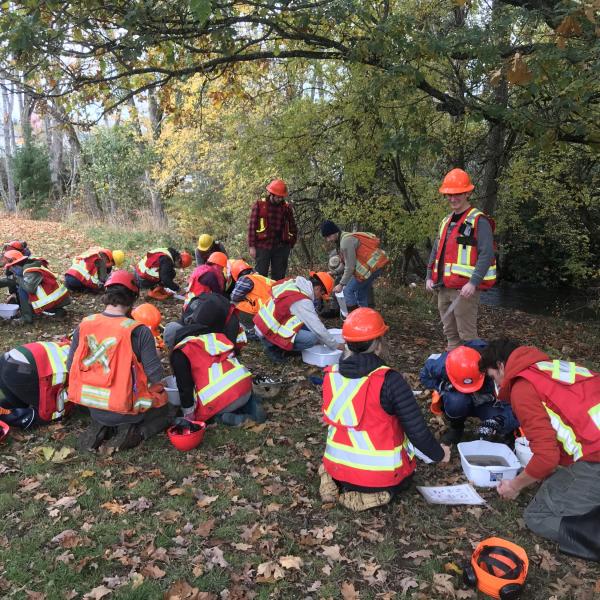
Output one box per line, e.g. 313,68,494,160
247,198,297,249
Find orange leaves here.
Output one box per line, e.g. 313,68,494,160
506,53,533,86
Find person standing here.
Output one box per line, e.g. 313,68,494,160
247,179,297,280
426,169,496,350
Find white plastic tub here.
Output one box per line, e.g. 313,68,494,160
335,292,348,317
301,329,344,368
514,437,533,467
0,304,19,320
457,440,521,487
162,375,180,406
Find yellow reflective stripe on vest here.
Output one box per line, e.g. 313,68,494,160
138,248,172,279
589,404,600,429
80,384,111,409
348,429,376,452
543,403,584,460
133,397,154,410
537,360,592,384
174,334,233,356
82,335,117,372
257,299,302,339
40,342,69,386
325,370,364,427
70,258,100,285
197,359,251,405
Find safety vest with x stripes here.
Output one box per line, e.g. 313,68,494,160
322,364,416,488
68,314,167,415
517,359,600,462
174,333,252,421
23,265,70,314
431,207,497,290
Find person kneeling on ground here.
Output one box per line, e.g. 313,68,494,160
420,340,518,445
164,295,266,426
183,251,228,311
135,247,192,300
319,308,450,511
65,247,122,293
195,234,227,267
253,271,343,363
0,338,71,428
68,270,172,452
480,339,600,561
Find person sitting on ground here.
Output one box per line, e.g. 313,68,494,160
420,340,519,445
319,308,450,511
65,247,123,293
253,271,344,363
67,270,171,452
164,295,266,426
135,247,192,300
0,338,71,429
229,259,274,331
195,234,227,267
479,339,600,561
2,240,31,258
183,251,228,311
0,250,70,325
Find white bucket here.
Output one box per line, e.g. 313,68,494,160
335,292,348,317
162,375,180,406
301,329,344,368
514,437,533,467
0,304,19,320
457,440,521,487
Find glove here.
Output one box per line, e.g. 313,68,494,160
182,405,195,418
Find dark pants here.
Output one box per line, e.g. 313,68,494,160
255,246,291,280
0,356,39,410
89,403,175,439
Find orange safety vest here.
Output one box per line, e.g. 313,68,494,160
183,264,225,311
341,232,389,282
255,198,295,243
66,249,105,289
234,273,274,315
19,341,71,422
135,248,172,283
253,279,309,350
24,265,70,314
174,333,252,421
516,360,600,462
322,364,416,488
431,207,497,290
68,314,167,415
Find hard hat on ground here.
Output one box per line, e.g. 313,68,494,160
463,537,528,599
167,419,206,451
207,251,228,269
105,270,139,295
197,234,214,252
266,179,288,198
446,346,484,393
0,420,9,441
112,249,125,267
342,308,389,342
4,240,25,252
179,251,193,268
231,259,252,281
310,271,335,299
439,168,475,194
3,249,26,269
131,303,162,329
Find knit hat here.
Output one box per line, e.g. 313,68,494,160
163,321,183,350
320,220,341,237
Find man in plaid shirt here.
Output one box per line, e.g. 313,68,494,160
248,179,297,280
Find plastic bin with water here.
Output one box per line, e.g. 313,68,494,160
302,328,344,368
458,440,521,487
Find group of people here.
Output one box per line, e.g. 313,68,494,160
0,171,598,564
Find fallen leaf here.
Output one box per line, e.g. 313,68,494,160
196,493,218,508
322,544,343,561
232,543,253,551
341,581,359,599
81,470,95,478
83,585,112,599
403,549,433,560
399,576,418,594
256,561,285,582
195,519,215,537
168,487,186,496
51,530,82,549
279,555,303,569
101,501,126,515
433,573,456,597
164,580,201,600
444,562,463,576
202,546,228,569
142,563,166,579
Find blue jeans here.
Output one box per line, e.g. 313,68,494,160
261,326,318,353
344,269,382,308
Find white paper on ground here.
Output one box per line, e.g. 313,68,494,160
417,484,486,505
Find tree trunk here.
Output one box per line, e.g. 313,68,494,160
1,84,17,212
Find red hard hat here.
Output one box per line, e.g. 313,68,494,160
207,251,228,269
104,270,139,294
266,179,288,198
167,420,206,452
131,303,162,329
3,249,26,270
342,308,389,342
446,346,484,393
439,168,474,194
310,270,335,299
231,259,252,281
5,240,24,252
0,420,9,442
180,251,193,268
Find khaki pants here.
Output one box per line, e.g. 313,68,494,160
437,287,480,350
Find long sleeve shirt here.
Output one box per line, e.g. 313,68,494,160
339,233,360,285
247,198,297,249
158,256,179,291
231,275,255,305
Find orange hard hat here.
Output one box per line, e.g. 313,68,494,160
180,251,193,268
231,259,252,281
104,270,139,294
309,271,335,299
99,248,114,265
207,251,228,269
4,240,25,252
266,179,288,198
0,420,9,442
167,420,206,452
342,308,389,342
131,303,162,329
439,168,474,194
464,537,528,599
3,249,26,269
446,346,484,393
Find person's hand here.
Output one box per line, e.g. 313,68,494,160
440,444,451,463
460,282,476,298
337,343,346,351
497,479,520,500
249,246,256,259
334,283,343,293
425,279,435,292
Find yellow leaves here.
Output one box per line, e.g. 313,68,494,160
279,555,303,570
506,53,532,86
100,501,127,514
37,446,75,463
256,561,285,582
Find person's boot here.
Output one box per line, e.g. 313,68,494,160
106,423,143,451
338,490,391,511
441,418,465,445
264,344,287,364
318,464,339,502
78,421,114,451
218,412,250,426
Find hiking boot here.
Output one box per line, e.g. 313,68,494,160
338,490,391,511
245,394,267,424
318,464,339,502
79,421,114,451
245,328,260,342
106,424,143,451
441,421,465,445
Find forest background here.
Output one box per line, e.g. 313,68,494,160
0,0,599,290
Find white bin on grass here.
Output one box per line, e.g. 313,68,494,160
457,440,521,487
514,437,533,468
0,304,19,320
301,328,344,368
162,375,180,406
